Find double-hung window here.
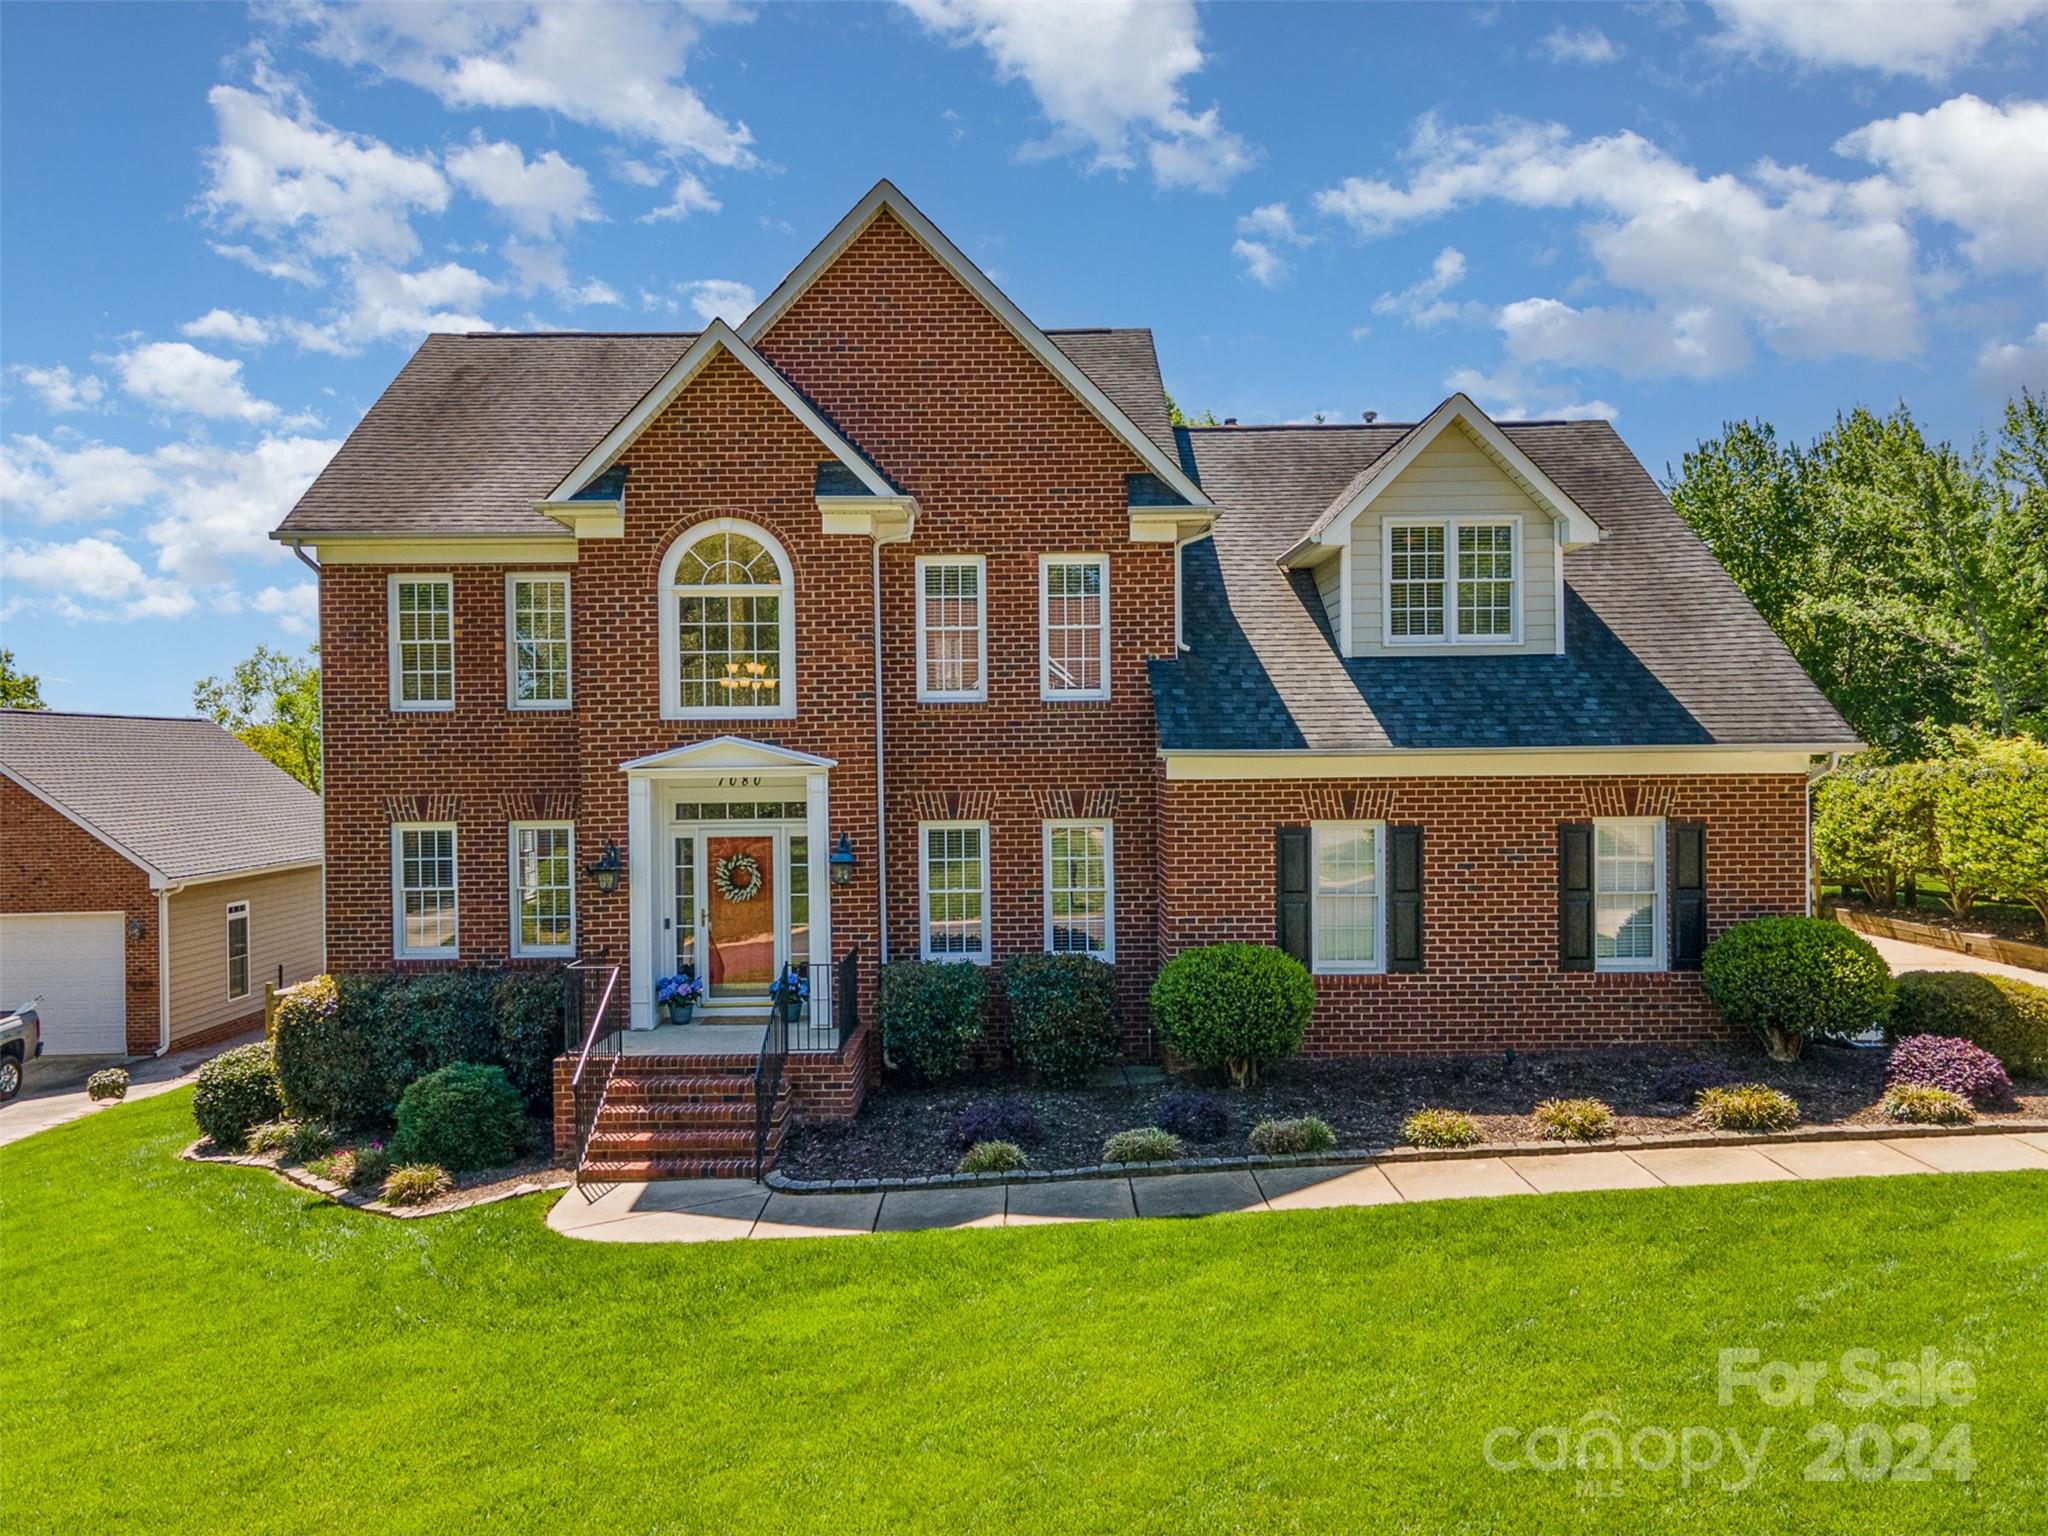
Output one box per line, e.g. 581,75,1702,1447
225,900,250,1000
506,574,571,708
1384,518,1520,644
1040,554,1109,700
1312,822,1385,974
1044,821,1113,959
920,821,990,963
393,823,458,959
916,556,986,702
1594,818,1665,971
389,575,454,710
510,822,575,958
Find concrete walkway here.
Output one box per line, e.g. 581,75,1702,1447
0,1027,262,1148
548,1131,2048,1244
1869,932,2045,986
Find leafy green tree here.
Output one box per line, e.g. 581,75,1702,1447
1165,393,1218,428
0,650,46,709
1932,733,2048,933
194,644,322,791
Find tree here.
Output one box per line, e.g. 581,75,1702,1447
1165,392,1218,428
194,644,322,791
0,650,45,709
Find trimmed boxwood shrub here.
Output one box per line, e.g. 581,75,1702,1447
957,1140,1028,1174
1150,943,1315,1088
1695,1083,1800,1132
1003,953,1120,1085
1248,1116,1336,1155
389,1062,526,1172
379,970,499,1092
492,969,565,1108
879,960,987,1082
1701,916,1894,1061
274,974,389,1128
1101,1126,1184,1164
192,1042,283,1149
1155,1090,1233,1143
1885,1033,2012,1105
1887,970,2048,1078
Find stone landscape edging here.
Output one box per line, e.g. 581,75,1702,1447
762,1116,2048,1196
180,1141,570,1219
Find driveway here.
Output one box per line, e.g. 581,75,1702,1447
0,1028,261,1148
1867,933,2046,986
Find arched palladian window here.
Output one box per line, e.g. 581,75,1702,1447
659,518,796,719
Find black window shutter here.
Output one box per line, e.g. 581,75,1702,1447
1671,821,1707,970
1276,827,1311,965
1558,822,1594,971
1387,825,1424,973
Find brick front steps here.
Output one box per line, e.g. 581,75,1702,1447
579,1055,789,1183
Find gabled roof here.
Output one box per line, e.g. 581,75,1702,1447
739,179,1211,509
0,711,322,886
1280,393,1604,564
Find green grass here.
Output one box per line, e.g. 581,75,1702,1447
5,1090,2045,1534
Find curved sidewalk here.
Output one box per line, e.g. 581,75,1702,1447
548,1130,2048,1244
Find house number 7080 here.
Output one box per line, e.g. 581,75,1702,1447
716,776,763,787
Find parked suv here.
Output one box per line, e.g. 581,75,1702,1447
1,998,44,1101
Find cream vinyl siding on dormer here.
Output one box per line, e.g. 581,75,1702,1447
1344,426,1559,657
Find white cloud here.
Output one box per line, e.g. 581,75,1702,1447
678,279,757,327
1494,296,1752,378
284,262,499,353
1444,365,1618,423
640,170,721,222
900,0,1254,191
1372,246,1479,328
1238,203,1306,243
0,536,195,622
609,154,665,188
9,364,106,413
181,309,273,346
295,1,757,166
1974,321,2048,395
445,136,598,238
1232,239,1286,288
1232,202,1311,285
210,241,321,286
114,342,280,423
1835,94,2048,274
252,581,320,637
1538,27,1621,64
1708,0,2048,80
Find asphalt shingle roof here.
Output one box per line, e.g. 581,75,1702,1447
1149,422,1858,753
0,711,322,882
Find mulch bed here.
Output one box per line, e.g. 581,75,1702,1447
780,1045,2048,1182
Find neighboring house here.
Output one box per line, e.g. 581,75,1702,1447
0,710,323,1058
273,180,1856,1168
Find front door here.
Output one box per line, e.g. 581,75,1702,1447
703,832,776,998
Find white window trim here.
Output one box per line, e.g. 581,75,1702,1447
1310,821,1388,976
504,572,573,711
391,822,459,960
658,517,798,721
1380,515,1523,648
388,574,456,712
914,554,988,703
1593,816,1667,974
1041,820,1115,961
918,819,992,964
508,821,577,959
1038,553,1111,701
225,899,251,1000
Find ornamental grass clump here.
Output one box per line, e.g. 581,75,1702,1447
1879,1084,1975,1126
1532,1098,1617,1142
1247,1116,1337,1156
1885,1033,2012,1106
1402,1108,1481,1149
307,1142,392,1191
956,1140,1029,1175
1101,1127,1184,1165
1694,1083,1800,1133
380,1164,451,1207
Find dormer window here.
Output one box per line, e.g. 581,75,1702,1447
1383,517,1520,645
659,518,796,720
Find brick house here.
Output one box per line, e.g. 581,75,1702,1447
273,181,1856,1174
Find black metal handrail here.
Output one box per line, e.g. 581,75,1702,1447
753,966,792,1180
563,957,623,1186
836,945,859,1050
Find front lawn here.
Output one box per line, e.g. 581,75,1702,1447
5,1091,2044,1534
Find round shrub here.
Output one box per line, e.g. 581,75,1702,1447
381,1164,451,1207
879,960,987,1082
1402,1108,1480,1149
948,1094,1041,1152
1880,1084,1974,1126
1150,943,1314,1088
1885,1034,2012,1106
1532,1098,1616,1142
1003,954,1120,1085
86,1067,129,1102
1694,1083,1800,1132
1248,1116,1336,1156
1155,1089,1233,1143
1101,1126,1184,1164
192,1042,283,1149
1701,917,1894,1061
389,1062,526,1172
1888,971,2048,1078
957,1140,1028,1175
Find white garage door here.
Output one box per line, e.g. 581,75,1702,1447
0,913,128,1055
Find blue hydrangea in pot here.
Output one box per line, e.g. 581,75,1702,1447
656,972,704,1025
770,966,809,1025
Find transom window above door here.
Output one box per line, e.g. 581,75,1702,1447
659,518,796,720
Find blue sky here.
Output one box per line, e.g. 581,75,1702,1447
3,0,2044,717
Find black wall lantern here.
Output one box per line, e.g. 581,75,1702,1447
585,840,624,894
829,832,857,886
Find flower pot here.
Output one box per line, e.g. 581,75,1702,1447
665,998,696,1026
777,996,802,1025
